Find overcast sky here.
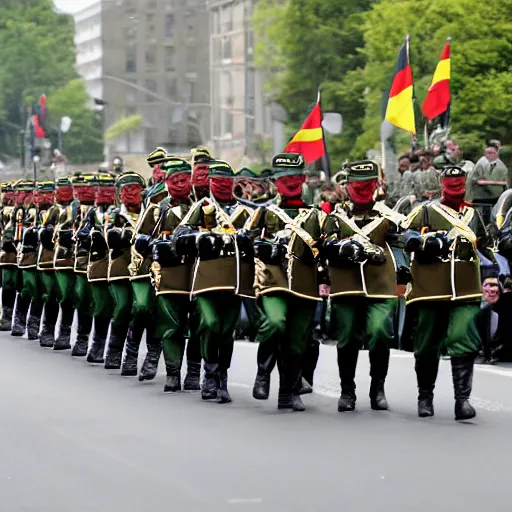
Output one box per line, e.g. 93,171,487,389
54,0,96,13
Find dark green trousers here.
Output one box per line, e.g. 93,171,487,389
55,271,76,305
412,301,481,358
21,269,42,307
258,293,318,357
109,281,133,324
330,297,396,351
40,271,56,303
74,275,92,314
90,281,114,319
131,279,154,317
156,294,200,364
192,292,241,369
1,267,19,309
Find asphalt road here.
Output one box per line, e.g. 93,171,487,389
1,332,511,512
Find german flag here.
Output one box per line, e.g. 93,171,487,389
385,40,416,134
422,40,451,120
285,96,325,163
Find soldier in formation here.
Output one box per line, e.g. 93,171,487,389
0,149,494,422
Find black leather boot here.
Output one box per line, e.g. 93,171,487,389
337,344,359,412
164,361,182,392
369,347,390,411
139,339,162,381
415,355,439,417
11,295,30,337
451,355,477,421
87,316,110,363
301,339,320,392
252,342,277,400
277,355,305,412
121,322,144,376
27,303,42,341
218,369,232,403
0,289,16,331
39,325,55,348
201,363,219,400
72,312,92,356
104,321,129,370
183,360,201,391
54,303,74,351
0,306,13,331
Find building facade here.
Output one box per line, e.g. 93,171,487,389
74,0,211,157
208,0,272,166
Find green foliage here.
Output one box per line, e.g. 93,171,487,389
105,115,143,142
47,79,104,164
0,0,76,157
254,0,512,165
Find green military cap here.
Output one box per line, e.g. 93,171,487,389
236,167,257,179
342,160,379,182
192,147,213,164
115,171,146,189
161,157,192,176
147,147,169,168
56,176,72,187
96,172,116,186
14,180,35,191
440,165,466,178
208,160,235,178
271,153,305,177
144,181,167,199
258,168,274,179
36,180,55,192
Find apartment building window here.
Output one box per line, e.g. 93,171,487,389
126,48,137,72
125,0,136,15
186,47,196,72
147,13,156,33
224,111,233,135
212,10,220,34
222,4,233,32
166,78,177,99
145,79,157,102
165,14,174,37
223,37,232,60
145,45,157,69
165,47,176,71
148,0,158,9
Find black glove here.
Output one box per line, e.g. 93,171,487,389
404,231,422,253
365,244,387,266
454,236,475,261
90,230,108,261
323,239,365,268
236,232,255,263
196,232,223,260
415,233,450,264
39,226,54,251
396,265,412,285
134,234,152,258
254,239,287,265
22,228,39,253
152,240,181,267
107,228,122,252
171,230,198,259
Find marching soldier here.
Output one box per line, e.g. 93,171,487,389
322,161,405,412
104,171,147,369
47,177,77,349
404,165,481,421
13,180,42,339
0,182,17,331
86,173,117,364
180,160,242,403
150,158,201,392
248,153,322,411
69,173,99,357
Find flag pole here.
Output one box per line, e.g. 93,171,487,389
405,34,418,151
318,86,331,179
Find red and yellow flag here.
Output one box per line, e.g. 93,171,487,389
422,41,451,120
284,100,325,163
385,41,416,134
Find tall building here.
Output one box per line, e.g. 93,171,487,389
74,0,211,157
208,0,272,165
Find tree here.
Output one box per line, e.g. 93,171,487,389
253,0,376,167
47,79,104,164
0,0,76,156
354,0,512,156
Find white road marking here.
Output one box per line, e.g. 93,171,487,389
227,498,263,505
